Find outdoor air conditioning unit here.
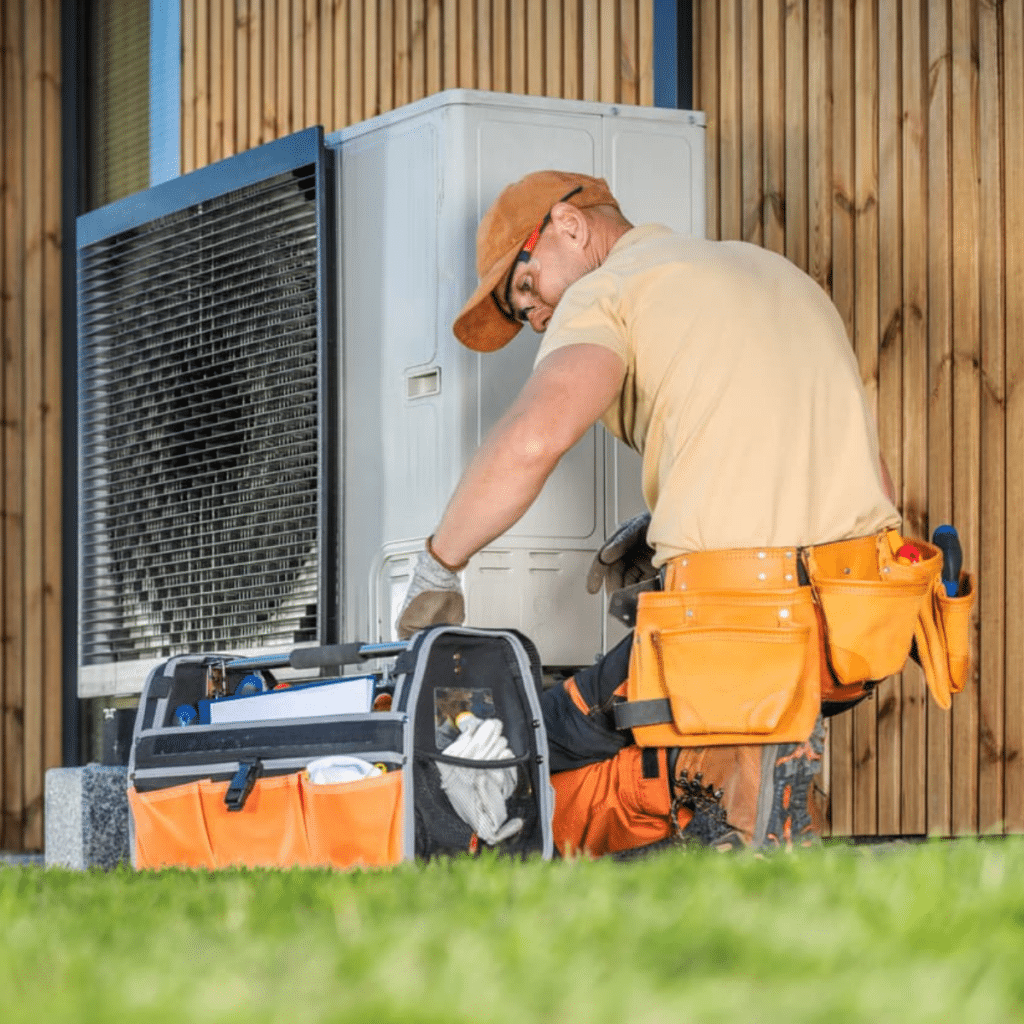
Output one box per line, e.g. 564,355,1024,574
76,90,705,698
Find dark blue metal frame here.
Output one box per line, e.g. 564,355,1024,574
77,126,324,246
76,124,339,692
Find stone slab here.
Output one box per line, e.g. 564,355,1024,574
44,765,129,871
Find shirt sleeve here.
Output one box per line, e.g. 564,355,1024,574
532,268,628,369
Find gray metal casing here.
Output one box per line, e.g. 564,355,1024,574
330,90,705,667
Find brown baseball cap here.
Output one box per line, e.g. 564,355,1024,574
453,170,619,353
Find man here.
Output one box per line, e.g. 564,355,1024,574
397,170,901,855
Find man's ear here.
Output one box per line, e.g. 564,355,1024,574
549,202,589,249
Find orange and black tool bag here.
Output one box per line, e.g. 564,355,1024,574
127,626,554,870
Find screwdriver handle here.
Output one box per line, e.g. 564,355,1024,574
931,525,962,597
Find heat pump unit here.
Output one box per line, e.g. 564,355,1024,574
76,90,705,698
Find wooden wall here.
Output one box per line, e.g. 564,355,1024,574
2,0,1015,849
182,0,656,171
695,0,1023,836
0,0,64,851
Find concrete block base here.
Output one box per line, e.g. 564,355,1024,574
44,765,129,870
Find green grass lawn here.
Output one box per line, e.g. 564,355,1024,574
3,840,1023,1024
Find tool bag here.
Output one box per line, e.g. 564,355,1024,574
126,625,554,870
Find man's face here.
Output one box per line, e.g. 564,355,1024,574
504,207,589,334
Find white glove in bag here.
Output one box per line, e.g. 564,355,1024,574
437,713,524,845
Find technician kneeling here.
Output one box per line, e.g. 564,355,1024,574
397,170,924,855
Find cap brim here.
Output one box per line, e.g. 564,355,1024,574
453,245,525,353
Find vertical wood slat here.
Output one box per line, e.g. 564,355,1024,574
875,0,902,838
1003,0,1024,835
599,0,617,102
783,0,806,270
828,0,855,837
762,0,784,257
263,0,277,143
740,0,761,246
547,0,563,99
378,0,393,120
976,0,1004,835
493,0,509,95
805,0,829,290
2,0,25,850
510,0,526,95
410,0,425,101
237,0,250,154
573,0,586,98
717,0,741,242
460,0,476,91
182,0,196,171
42,0,63,825
364,0,376,121
476,0,490,92
581,0,597,100
306,0,319,127
694,1,719,239
926,0,953,837
436,0,450,94
22,0,45,851
248,0,262,148
223,0,235,155
638,0,653,106
949,0,981,837
317,0,331,132
527,0,542,95
394,0,408,108
210,0,223,160
291,0,303,133
900,0,928,836
277,0,291,133
197,0,210,168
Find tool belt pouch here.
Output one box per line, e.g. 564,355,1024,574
804,530,970,708
912,571,975,710
621,588,821,748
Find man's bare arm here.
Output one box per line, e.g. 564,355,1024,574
429,344,626,568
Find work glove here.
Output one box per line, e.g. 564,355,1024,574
396,546,465,639
437,713,524,846
586,512,656,594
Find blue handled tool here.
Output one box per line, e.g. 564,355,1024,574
931,525,962,597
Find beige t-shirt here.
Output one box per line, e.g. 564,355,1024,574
534,224,900,564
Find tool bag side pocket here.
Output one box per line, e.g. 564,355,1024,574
300,770,404,868
129,781,216,870
805,533,937,687
937,573,974,694
914,572,976,709
625,589,821,748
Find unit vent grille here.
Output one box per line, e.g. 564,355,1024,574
78,148,328,677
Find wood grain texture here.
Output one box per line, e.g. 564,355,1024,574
876,0,903,837
1003,0,1024,834
977,0,1005,835
3,0,25,850
900,0,928,836
925,0,953,837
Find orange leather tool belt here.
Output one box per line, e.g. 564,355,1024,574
614,531,975,748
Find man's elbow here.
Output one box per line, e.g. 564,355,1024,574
507,416,572,479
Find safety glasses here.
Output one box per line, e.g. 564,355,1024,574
492,185,583,324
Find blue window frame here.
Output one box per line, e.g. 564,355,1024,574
149,0,181,185
654,0,693,110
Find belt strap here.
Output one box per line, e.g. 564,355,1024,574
614,698,672,730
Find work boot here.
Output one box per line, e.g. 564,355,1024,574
665,715,826,851
754,715,826,850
